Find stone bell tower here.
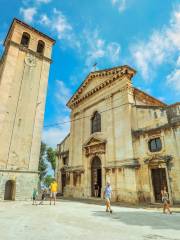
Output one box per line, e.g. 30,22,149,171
0,18,55,200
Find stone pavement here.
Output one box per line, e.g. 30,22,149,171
0,200,180,240
61,197,180,212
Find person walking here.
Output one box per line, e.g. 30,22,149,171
50,179,58,205
104,182,112,213
161,186,172,214
32,188,38,205
94,182,99,198
39,189,47,205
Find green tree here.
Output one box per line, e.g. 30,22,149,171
38,142,48,181
43,175,54,188
46,147,57,175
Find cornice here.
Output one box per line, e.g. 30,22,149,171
105,159,140,169
8,40,52,63
133,88,166,107
132,121,180,138
65,165,85,173
0,169,39,174
69,76,133,109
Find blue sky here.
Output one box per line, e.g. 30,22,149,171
0,0,180,147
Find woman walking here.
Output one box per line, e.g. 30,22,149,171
161,186,172,214
104,182,112,213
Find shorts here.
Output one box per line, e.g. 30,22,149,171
50,192,57,198
162,197,169,204
162,199,170,204
33,196,36,200
105,196,111,203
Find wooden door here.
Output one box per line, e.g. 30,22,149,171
4,180,14,200
91,156,101,197
97,168,102,197
151,168,168,202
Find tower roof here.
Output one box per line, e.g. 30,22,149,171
4,18,55,46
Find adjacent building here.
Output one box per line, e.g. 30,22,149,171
0,19,55,200
56,65,180,204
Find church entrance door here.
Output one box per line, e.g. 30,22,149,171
91,156,102,197
4,180,16,200
151,168,168,202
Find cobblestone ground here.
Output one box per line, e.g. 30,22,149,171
0,200,180,240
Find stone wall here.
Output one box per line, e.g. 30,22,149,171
0,19,54,200
0,171,38,200
56,65,180,205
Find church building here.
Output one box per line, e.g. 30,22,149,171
0,19,54,200
56,65,180,204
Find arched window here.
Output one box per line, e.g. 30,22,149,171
91,111,101,133
20,32,30,47
148,138,162,152
37,40,45,54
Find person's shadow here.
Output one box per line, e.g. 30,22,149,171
92,209,180,231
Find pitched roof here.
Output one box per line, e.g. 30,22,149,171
67,65,136,108
133,87,167,107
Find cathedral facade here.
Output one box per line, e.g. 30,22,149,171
56,65,180,204
0,19,54,200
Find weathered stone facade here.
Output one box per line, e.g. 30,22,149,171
56,65,180,204
0,19,54,200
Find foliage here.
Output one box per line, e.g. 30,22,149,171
46,147,57,174
38,142,48,181
43,175,54,187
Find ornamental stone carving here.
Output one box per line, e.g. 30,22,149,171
83,136,106,157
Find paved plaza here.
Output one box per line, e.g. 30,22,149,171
0,200,180,240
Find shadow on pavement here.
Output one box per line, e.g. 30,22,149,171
92,210,180,230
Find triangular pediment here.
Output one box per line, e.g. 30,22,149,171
67,65,136,109
83,136,106,147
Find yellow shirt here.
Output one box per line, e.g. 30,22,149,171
50,182,58,192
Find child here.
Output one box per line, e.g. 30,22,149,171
39,189,46,205
32,188,38,205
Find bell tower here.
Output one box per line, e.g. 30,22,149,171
0,18,55,200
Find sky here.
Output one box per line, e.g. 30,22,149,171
0,0,180,148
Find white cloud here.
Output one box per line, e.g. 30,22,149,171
176,56,180,67
130,4,180,81
42,116,70,147
20,7,37,23
83,29,121,67
111,0,127,12
39,8,80,49
39,9,121,67
42,80,71,148
39,14,51,25
107,42,121,63
158,97,166,102
21,0,51,6
36,0,51,3
166,69,180,92
55,80,72,105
